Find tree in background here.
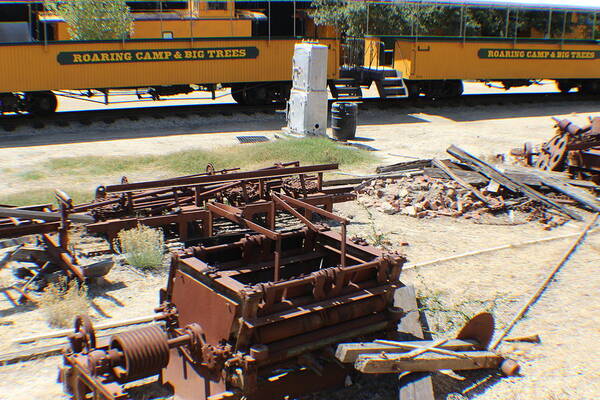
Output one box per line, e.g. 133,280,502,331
310,1,577,39
44,0,133,40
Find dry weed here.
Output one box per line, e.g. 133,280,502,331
115,225,165,271
39,278,88,328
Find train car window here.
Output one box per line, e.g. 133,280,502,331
163,31,174,39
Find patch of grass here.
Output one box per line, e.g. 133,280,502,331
115,225,165,271
18,171,47,181
46,154,160,176
39,278,89,328
43,137,376,176
362,203,393,249
416,280,503,337
0,188,92,207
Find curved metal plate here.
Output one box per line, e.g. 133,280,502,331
456,312,494,349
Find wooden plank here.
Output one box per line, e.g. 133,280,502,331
432,159,497,207
447,145,582,220
355,350,502,374
336,339,479,363
376,159,432,174
393,285,435,400
14,315,156,344
424,167,488,185
0,343,65,366
527,171,600,213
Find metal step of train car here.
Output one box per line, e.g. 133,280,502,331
375,76,408,99
328,78,363,100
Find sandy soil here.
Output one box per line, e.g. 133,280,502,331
0,86,598,400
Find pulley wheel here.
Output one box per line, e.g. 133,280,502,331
71,315,96,353
536,134,568,171
456,312,494,350
110,325,170,380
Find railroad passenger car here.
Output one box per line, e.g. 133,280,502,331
0,0,338,114
349,0,600,97
363,36,600,97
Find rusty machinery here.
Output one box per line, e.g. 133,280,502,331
78,162,355,244
513,117,600,183
2,163,355,302
60,193,406,400
0,192,113,302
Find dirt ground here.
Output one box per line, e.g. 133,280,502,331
0,88,598,400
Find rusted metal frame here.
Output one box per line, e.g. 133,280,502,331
207,202,283,282
87,210,211,243
271,194,319,232
250,286,389,331
318,230,383,259
256,259,384,310
252,291,389,345
0,221,61,238
277,194,348,225
0,203,54,211
278,194,349,267
319,244,367,264
299,174,308,198
73,186,177,212
264,313,391,366
42,234,85,281
254,279,383,319
170,166,241,181
105,164,339,193
216,250,328,276
341,224,347,268
207,203,280,241
62,355,127,400
0,207,94,224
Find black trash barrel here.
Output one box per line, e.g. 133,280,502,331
331,102,357,141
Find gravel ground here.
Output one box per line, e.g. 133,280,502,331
0,88,598,400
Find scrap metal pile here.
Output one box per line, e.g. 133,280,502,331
1,161,527,400
0,163,356,301
59,190,406,400
512,116,600,183
365,141,599,228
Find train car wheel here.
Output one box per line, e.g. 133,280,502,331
444,80,464,97
405,81,421,98
581,80,600,95
245,86,269,105
25,91,57,115
230,85,247,105
556,80,575,93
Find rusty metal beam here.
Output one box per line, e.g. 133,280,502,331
0,222,61,238
271,194,319,232
0,207,94,224
105,164,339,193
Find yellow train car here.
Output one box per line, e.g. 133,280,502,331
0,0,341,114
364,36,600,97
0,37,339,92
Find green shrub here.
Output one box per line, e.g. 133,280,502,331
115,225,165,270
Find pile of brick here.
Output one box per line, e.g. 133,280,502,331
356,175,568,228
356,175,491,219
